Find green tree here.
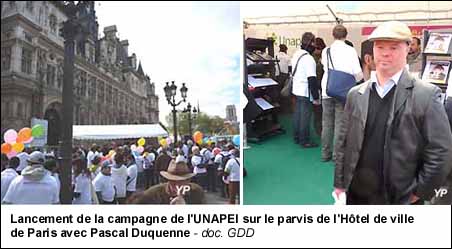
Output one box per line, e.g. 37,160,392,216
165,111,228,138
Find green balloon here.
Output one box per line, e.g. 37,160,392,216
31,124,44,138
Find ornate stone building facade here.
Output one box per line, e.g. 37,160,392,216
1,1,159,145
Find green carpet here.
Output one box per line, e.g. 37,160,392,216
244,114,335,205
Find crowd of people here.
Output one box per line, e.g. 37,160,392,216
274,21,452,204
1,139,241,205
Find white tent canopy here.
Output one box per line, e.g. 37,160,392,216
73,124,168,140
242,1,452,24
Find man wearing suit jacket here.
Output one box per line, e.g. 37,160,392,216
333,21,452,205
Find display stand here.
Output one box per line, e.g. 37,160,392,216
421,29,452,97
244,37,285,143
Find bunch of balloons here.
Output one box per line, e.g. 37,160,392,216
131,137,146,155
1,125,45,159
158,136,172,147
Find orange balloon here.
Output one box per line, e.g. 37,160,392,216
17,127,32,143
193,131,203,143
12,142,24,153
1,143,12,154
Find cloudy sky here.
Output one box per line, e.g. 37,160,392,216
96,1,241,124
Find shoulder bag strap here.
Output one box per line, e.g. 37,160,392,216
327,48,334,70
292,52,307,76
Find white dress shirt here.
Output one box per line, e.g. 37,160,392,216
275,51,291,75
370,69,403,98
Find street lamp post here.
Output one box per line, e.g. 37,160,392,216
183,102,197,136
59,1,89,204
163,81,187,144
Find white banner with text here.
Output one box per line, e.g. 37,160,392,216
1,205,451,248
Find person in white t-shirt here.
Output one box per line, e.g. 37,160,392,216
224,149,240,204
126,153,138,198
292,32,321,148
86,144,99,168
2,151,59,204
111,153,128,204
93,161,115,204
191,146,207,191
1,156,19,202
72,158,93,204
320,24,363,162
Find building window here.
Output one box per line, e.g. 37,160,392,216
89,77,96,99
6,101,13,117
49,14,57,33
98,81,104,104
26,1,33,12
107,86,112,104
24,32,33,43
46,64,55,87
57,65,63,89
113,89,118,108
21,47,32,74
1,47,11,71
80,72,87,98
89,46,95,63
17,102,23,118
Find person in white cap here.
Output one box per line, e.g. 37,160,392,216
93,161,115,204
2,151,59,204
334,21,452,205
